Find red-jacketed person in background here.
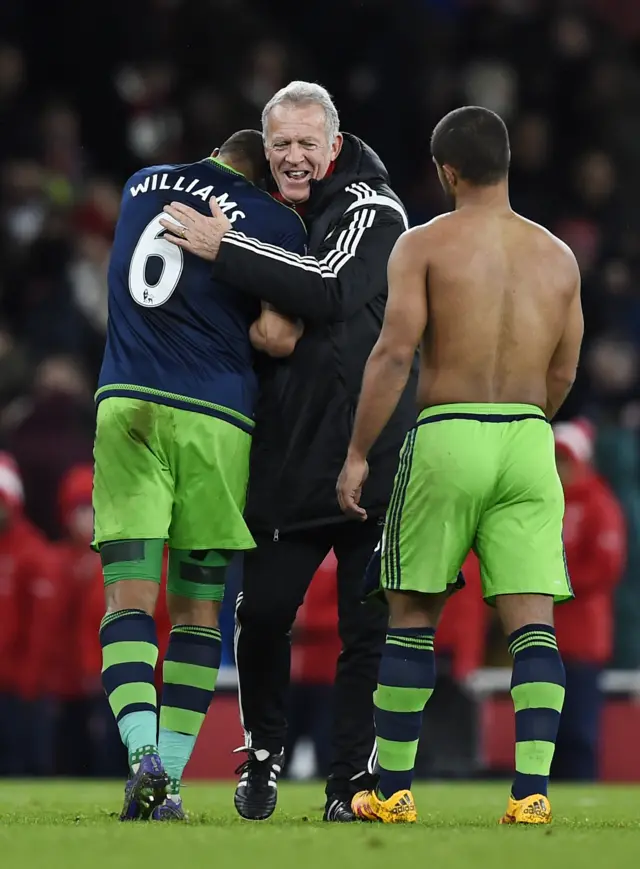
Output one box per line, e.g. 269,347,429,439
55,465,125,776
552,419,626,781
55,465,172,777
0,452,59,776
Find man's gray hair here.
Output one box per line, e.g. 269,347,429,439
261,81,340,143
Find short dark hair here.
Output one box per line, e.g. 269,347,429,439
431,106,510,186
219,129,268,178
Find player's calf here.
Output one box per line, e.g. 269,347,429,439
496,594,565,823
155,549,227,812
99,538,167,819
353,590,446,820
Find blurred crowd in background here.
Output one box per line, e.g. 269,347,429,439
1,0,640,779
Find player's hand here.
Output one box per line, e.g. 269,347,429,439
160,197,232,261
337,452,369,521
250,309,303,357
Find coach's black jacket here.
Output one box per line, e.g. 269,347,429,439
213,133,418,535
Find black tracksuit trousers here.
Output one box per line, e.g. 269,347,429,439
235,519,387,797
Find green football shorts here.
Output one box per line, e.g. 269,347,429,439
381,403,573,604
93,397,255,552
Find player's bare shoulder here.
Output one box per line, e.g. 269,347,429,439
411,212,457,240
411,210,483,255
391,213,453,258
515,212,580,292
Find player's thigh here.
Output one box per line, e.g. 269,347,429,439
168,410,254,552
382,423,485,596
476,420,571,604
93,397,173,545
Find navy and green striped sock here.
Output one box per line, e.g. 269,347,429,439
375,627,436,799
159,625,222,794
509,624,566,800
100,609,159,769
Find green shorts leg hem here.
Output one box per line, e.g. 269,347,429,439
381,574,464,596
484,589,575,607
166,537,257,552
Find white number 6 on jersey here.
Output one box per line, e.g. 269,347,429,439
129,213,185,307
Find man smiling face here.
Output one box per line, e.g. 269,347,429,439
263,101,343,205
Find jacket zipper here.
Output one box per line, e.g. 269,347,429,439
273,529,280,542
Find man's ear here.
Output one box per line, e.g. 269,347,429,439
212,147,220,157
443,164,457,189
330,133,344,163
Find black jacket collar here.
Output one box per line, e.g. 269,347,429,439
305,132,390,219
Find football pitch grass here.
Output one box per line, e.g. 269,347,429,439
1,781,639,868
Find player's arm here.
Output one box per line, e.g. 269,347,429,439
349,229,426,456
337,229,427,518
546,266,583,419
161,195,407,323
248,211,307,356
218,206,406,323
250,302,304,358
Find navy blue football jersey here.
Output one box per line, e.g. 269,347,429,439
97,158,306,432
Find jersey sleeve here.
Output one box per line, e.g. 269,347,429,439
213,200,407,323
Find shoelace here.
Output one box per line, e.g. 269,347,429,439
232,746,268,778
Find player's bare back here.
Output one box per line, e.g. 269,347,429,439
413,206,580,412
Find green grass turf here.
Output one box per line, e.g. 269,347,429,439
0,781,639,868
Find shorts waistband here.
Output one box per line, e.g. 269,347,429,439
416,403,548,426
